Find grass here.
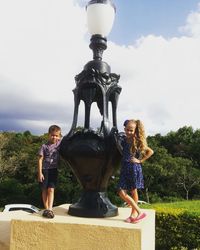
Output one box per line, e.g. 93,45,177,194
141,200,200,215
1,200,200,215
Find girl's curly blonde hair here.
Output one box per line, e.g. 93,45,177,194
126,119,148,155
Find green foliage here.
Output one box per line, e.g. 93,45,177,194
146,200,200,214
155,209,200,250
0,128,200,250
141,201,200,250
0,125,200,208
143,132,200,202
0,178,27,205
24,183,42,206
160,126,200,167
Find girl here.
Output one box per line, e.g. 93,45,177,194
117,119,153,223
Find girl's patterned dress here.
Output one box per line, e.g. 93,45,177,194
118,136,144,190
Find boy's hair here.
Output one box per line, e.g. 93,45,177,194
48,125,61,134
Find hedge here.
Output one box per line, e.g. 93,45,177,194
155,207,200,250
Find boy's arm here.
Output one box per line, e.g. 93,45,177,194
38,155,44,182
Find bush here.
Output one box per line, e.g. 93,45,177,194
162,196,184,203
24,182,42,207
0,178,27,205
149,193,163,203
155,207,200,250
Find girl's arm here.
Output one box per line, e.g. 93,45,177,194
130,147,154,164
140,147,154,163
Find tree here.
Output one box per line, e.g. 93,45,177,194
176,161,200,200
1,126,200,205
0,133,18,181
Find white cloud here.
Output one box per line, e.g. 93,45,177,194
0,0,89,134
179,3,200,37
0,0,200,136
107,34,200,135
0,0,88,101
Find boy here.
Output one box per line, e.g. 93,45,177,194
38,125,62,218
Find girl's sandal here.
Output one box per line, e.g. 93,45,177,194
133,212,147,223
42,209,55,219
124,216,135,223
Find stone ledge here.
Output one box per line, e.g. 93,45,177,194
0,204,155,250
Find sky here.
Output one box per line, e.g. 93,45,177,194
0,0,200,136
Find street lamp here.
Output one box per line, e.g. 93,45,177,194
60,0,122,218
87,0,115,37
85,0,115,75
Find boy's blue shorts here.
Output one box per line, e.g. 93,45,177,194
39,168,58,189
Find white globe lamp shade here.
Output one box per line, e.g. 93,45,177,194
86,0,116,37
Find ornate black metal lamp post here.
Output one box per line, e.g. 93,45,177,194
60,0,122,218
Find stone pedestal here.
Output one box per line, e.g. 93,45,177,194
0,204,155,250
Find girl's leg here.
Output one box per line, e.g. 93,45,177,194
119,189,141,217
131,189,139,217
131,188,139,203
47,187,54,210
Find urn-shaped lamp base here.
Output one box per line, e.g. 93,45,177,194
68,191,118,218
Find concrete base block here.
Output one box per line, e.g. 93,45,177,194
0,204,155,250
